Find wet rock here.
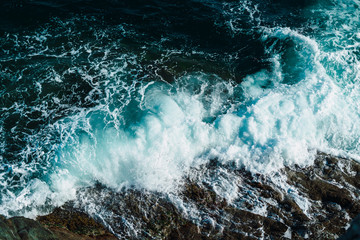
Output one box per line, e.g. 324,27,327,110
10,217,58,240
0,215,20,240
0,216,56,240
4,153,360,240
0,208,117,240
69,153,360,240
284,153,360,238
37,207,117,240
74,187,204,240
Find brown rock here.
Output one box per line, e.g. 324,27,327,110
37,207,117,240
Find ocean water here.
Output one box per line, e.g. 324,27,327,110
1,0,360,225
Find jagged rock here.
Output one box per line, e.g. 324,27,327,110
284,153,360,238
37,207,116,239
70,153,360,240
3,153,360,240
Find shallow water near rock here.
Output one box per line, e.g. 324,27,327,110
1,0,360,239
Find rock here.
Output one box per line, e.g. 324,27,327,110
69,153,360,240
74,188,203,240
3,153,360,240
10,217,57,240
0,215,56,240
37,207,116,239
0,215,20,240
284,153,360,238
0,208,117,240
37,207,117,240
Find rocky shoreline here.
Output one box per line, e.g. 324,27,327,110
1,153,360,239
0,208,117,240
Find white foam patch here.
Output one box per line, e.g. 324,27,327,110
54,82,213,192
